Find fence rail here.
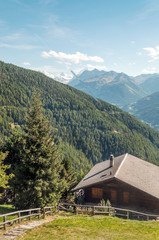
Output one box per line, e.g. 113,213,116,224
1,202,159,231
58,202,159,221
0,205,58,230
0,208,41,230
43,206,57,218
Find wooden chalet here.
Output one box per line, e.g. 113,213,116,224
73,153,159,213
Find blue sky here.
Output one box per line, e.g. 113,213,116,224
1,0,159,80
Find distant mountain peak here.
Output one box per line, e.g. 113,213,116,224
69,69,145,107
54,72,73,84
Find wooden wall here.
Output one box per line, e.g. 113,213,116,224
84,179,159,213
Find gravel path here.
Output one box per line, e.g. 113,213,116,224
0,219,52,239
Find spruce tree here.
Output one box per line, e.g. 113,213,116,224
0,151,13,191
7,94,65,209
60,157,77,202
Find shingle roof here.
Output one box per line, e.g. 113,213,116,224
73,153,159,199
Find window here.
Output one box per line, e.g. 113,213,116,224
111,190,117,202
92,188,103,199
123,192,129,203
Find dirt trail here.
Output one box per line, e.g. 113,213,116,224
0,218,53,239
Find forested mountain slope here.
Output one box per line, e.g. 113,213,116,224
124,91,159,130
1,60,159,171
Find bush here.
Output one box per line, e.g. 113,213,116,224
98,199,115,216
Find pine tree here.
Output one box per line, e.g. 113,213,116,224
0,151,13,191
60,157,77,202
6,94,66,209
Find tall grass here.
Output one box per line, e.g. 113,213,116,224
18,214,159,240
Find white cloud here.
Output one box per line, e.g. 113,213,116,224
86,64,107,71
0,33,21,41
136,51,142,56
143,46,159,62
0,43,39,50
65,62,72,66
142,67,157,74
23,62,31,66
130,41,135,45
41,50,104,64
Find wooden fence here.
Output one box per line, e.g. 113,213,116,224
43,206,57,219
0,208,41,230
1,202,159,231
0,206,57,230
58,202,159,221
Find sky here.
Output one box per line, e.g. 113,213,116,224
1,0,159,81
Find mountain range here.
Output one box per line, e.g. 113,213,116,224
67,69,159,108
59,69,159,129
68,69,146,107
1,61,159,173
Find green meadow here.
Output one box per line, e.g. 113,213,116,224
18,214,159,240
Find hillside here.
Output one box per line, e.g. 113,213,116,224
134,73,159,85
139,74,159,94
69,69,146,107
124,91,159,130
1,61,159,171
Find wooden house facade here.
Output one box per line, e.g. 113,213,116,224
73,154,159,213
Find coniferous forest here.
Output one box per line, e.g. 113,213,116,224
1,60,159,178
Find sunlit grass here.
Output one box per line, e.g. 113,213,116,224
18,214,159,240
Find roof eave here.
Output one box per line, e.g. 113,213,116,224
72,176,116,192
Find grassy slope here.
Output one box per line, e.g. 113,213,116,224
0,205,15,214
18,215,159,240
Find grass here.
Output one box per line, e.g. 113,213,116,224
0,204,16,223
0,205,16,222
0,204,16,236
18,213,159,240
0,204,42,237
0,204,15,215
0,204,42,226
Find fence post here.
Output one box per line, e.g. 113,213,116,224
29,210,31,220
113,208,115,217
127,211,129,219
3,216,6,230
50,207,53,216
93,206,95,215
147,215,149,221
18,212,21,224
43,208,46,219
73,205,77,214
108,207,110,216
38,209,40,220
56,203,59,213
